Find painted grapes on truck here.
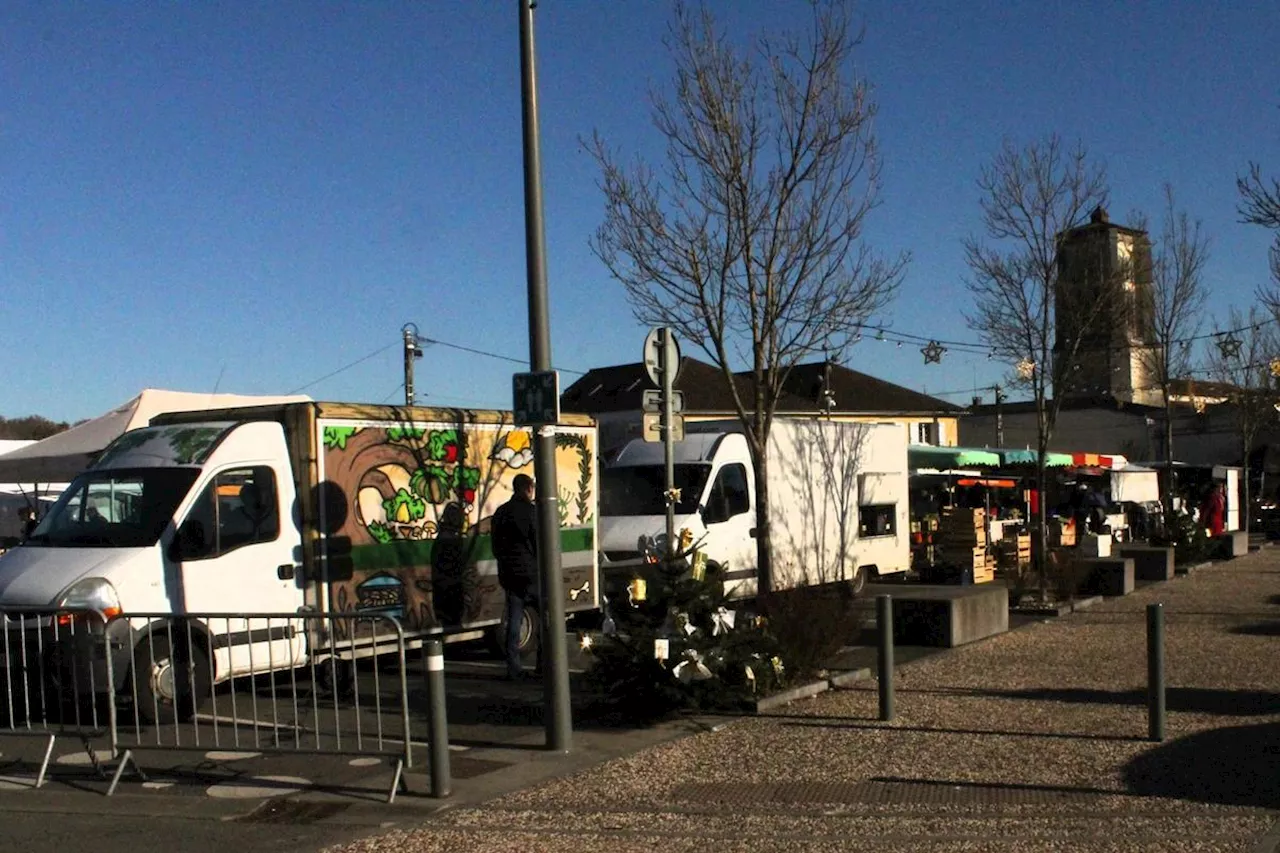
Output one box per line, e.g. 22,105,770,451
319,421,596,633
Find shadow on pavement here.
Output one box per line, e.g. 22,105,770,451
1229,620,1280,636
904,686,1280,717
774,718,1138,743
1123,721,1280,807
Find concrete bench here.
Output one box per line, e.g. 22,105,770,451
1216,531,1249,558
1115,544,1175,582
867,583,1009,649
1079,557,1135,597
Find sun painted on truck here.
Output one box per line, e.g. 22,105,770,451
317,418,596,633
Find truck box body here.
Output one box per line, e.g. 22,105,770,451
599,417,909,596
149,402,600,631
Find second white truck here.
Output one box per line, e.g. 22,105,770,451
598,417,910,597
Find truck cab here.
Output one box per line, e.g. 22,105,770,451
599,432,758,592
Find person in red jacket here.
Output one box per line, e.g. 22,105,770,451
1199,482,1226,537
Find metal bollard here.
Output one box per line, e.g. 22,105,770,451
877,594,895,722
1146,603,1165,742
424,639,452,797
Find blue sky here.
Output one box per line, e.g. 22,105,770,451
3,1,1277,423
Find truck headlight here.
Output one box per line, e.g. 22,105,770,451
55,577,123,622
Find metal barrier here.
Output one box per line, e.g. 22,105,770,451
0,605,116,787
105,611,415,802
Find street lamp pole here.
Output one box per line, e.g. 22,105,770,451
518,0,571,753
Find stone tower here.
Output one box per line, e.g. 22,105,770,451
1053,206,1161,406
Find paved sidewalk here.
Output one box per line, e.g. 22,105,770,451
328,550,1280,853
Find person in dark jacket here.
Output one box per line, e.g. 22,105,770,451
491,473,541,679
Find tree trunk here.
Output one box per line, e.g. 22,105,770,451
753,446,772,595
1163,397,1176,523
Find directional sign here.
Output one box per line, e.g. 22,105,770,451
513,370,560,426
642,412,684,443
642,389,684,414
642,327,682,387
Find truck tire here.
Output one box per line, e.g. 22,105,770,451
488,602,540,663
850,564,870,596
130,632,210,725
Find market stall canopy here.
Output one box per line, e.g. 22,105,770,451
0,389,311,483
1070,452,1128,470
997,449,1074,467
908,446,1002,470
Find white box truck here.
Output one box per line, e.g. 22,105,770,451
0,402,598,717
598,417,910,597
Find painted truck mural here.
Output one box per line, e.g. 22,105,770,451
316,416,598,634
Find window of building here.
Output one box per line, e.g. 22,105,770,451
180,466,280,559
916,422,936,445
858,504,896,538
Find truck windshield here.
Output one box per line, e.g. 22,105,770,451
26,468,200,548
600,464,710,516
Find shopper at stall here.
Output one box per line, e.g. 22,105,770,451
1199,481,1226,537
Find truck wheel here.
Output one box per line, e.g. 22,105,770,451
130,633,209,725
491,602,540,663
316,657,356,699
850,565,870,596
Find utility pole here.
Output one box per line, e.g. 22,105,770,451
402,323,422,407
518,0,571,753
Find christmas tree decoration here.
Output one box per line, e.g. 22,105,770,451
585,537,786,719
1016,358,1036,379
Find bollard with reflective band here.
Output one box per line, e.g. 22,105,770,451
877,594,895,722
1147,603,1165,742
425,639,451,798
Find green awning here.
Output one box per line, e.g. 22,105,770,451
997,449,1073,467
908,446,1002,470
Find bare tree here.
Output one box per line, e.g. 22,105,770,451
1132,187,1211,520
1238,164,1280,310
963,135,1112,595
1206,307,1279,533
589,1,905,593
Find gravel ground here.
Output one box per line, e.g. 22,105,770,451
329,552,1280,853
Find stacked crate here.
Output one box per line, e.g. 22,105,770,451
939,508,993,583
995,532,1033,576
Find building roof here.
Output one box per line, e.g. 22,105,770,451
561,357,960,417
966,395,1164,417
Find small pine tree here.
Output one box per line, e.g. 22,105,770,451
587,542,785,720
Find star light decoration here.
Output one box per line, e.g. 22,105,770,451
921,340,946,364
1216,332,1242,360
1016,358,1037,380
1270,357,1280,379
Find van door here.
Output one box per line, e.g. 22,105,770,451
700,462,756,593
171,463,306,677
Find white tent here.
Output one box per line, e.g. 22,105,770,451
0,389,311,484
